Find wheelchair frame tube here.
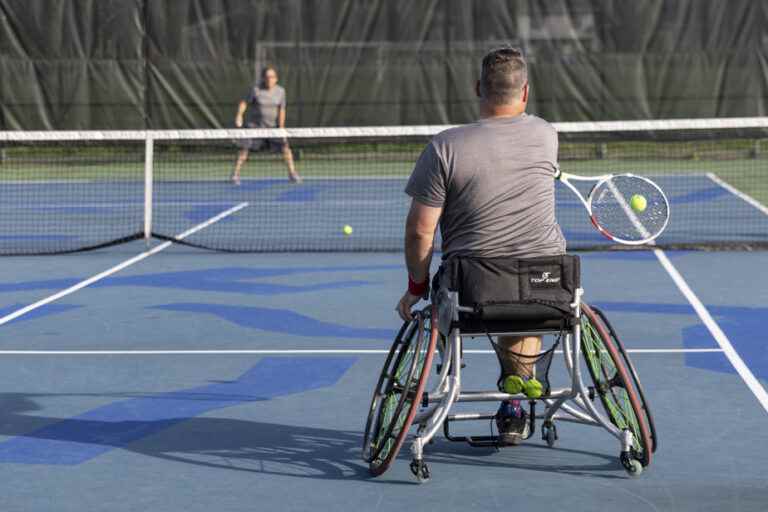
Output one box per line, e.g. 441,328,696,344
410,328,462,461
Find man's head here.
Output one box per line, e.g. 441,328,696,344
477,47,528,111
261,66,279,89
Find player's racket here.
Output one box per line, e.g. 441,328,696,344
556,170,670,245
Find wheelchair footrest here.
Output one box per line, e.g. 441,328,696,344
443,414,500,447
443,401,538,447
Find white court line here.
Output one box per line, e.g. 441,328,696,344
0,202,249,327
654,249,768,414
706,172,768,216
0,348,724,355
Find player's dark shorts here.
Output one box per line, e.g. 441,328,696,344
239,123,288,152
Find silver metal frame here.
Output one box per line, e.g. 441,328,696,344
409,287,637,466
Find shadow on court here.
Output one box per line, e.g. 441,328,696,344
0,391,623,483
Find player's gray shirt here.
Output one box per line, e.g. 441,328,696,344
405,114,566,259
246,85,286,127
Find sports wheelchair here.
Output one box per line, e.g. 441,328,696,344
362,255,656,482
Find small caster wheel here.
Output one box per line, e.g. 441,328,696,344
620,452,643,477
410,459,431,483
542,422,558,448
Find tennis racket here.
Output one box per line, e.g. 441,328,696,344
556,169,670,245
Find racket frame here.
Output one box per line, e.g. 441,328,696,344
556,170,670,245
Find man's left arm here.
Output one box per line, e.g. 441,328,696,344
396,199,442,321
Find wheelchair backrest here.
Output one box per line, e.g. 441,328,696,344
439,254,580,320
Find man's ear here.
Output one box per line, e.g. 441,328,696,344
475,80,482,99
521,82,529,102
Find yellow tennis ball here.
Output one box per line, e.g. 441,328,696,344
523,378,543,399
342,225,353,236
502,375,525,395
630,194,647,213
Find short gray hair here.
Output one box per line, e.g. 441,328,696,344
479,47,527,104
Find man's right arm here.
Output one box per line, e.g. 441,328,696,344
396,142,447,321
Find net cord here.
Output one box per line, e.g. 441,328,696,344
2,116,768,142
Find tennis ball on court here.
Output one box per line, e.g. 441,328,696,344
523,378,543,399
630,194,647,213
342,224,354,236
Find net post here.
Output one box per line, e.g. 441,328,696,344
143,135,154,243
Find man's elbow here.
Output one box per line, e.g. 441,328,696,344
405,225,435,245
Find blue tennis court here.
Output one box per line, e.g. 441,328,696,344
0,244,766,511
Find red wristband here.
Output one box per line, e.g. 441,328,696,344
408,276,429,297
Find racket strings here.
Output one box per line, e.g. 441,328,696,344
589,176,669,243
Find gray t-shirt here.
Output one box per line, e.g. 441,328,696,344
405,114,566,259
246,85,286,128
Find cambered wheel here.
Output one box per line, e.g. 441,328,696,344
362,306,438,476
580,303,655,468
590,304,658,455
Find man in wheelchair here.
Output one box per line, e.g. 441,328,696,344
395,47,566,445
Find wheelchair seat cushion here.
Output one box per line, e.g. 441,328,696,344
438,254,580,325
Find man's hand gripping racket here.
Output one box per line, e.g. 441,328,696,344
556,169,670,245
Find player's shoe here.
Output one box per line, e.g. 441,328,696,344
231,174,241,186
289,171,303,184
495,400,529,446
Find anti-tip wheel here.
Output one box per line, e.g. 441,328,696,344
410,459,431,483
542,422,557,448
620,452,643,477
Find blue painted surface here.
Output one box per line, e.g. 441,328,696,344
596,301,767,379
0,303,82,325
33,206,123,215
184,204,239,223
0,357,355,465
0,235,77,241
152,303,392,339
670,186,730,205
275,185,325,202
0,265,399,294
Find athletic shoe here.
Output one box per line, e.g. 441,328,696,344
495,400,530,446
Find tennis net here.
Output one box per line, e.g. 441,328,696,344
1,118,767,255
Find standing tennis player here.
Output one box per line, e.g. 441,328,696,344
232,65,301,184
396,47,566,445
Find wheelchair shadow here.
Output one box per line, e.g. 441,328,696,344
0,393,625,482
421,438,627,479
0,392,386,483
